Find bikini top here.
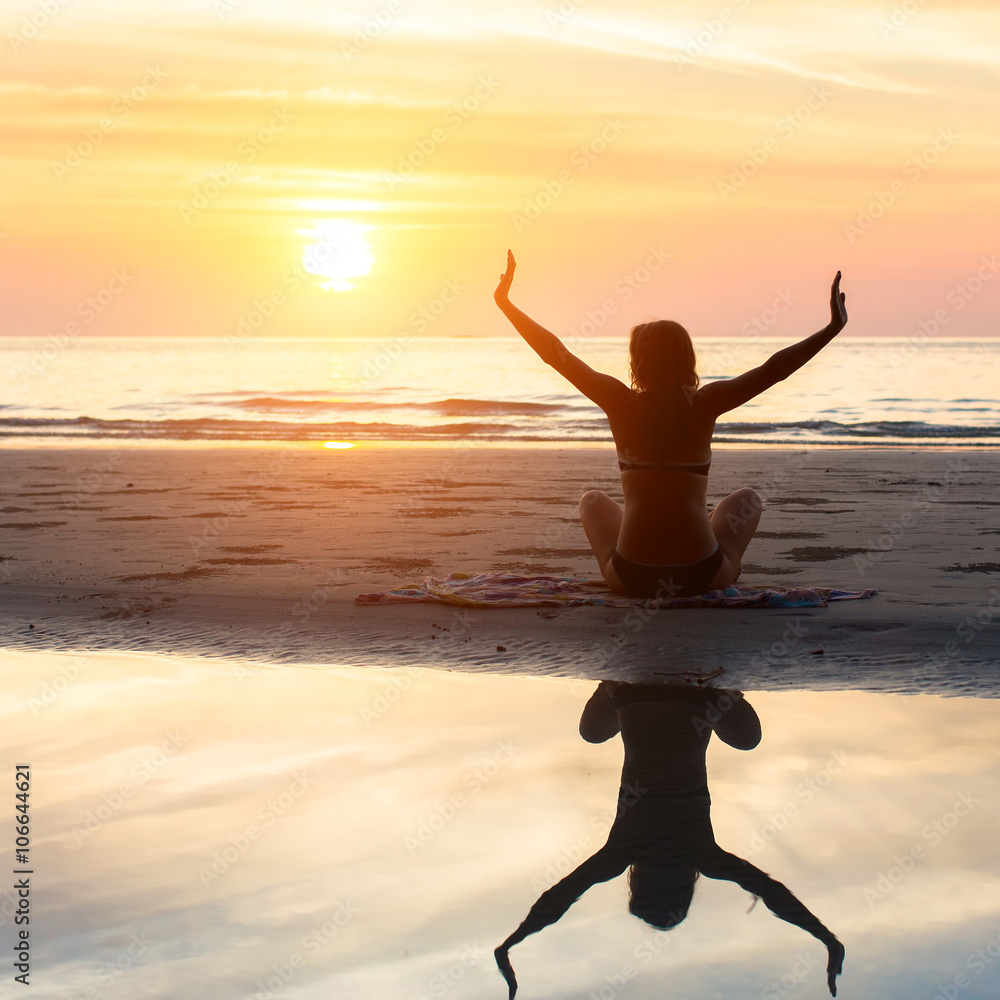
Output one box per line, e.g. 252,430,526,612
616,449,712,475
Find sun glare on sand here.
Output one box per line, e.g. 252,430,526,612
301,219,374,292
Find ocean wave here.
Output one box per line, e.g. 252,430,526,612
0,416,526,440
720,420,1000,439
423,398,570,415
1,415,999,445
205,396,574,416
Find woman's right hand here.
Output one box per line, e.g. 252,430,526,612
829,271,847,333
494,249,516,307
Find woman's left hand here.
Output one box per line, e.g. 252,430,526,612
494,249,516,307
826,938,845,996
494,944,518,998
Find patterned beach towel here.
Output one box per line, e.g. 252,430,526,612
355,572,878,609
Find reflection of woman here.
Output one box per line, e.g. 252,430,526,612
494,252,848,598
495,682,845,997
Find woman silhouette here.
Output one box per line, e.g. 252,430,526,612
494,681,845,997
494,252,848,598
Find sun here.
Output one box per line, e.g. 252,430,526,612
300,219,374,291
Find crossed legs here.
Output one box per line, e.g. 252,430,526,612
579,487,763,594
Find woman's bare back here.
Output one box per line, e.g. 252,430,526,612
606,390,719,562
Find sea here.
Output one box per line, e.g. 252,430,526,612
3,335,999,447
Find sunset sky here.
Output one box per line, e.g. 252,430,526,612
1,0,998,340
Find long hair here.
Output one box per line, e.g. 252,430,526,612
627,863,699,930
628,320,699,399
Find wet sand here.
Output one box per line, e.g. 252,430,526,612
1,445,998,693
6,648,1000,998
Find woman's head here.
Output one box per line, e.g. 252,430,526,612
628,320,699,396
627,863,699,930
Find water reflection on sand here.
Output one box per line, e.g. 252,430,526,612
4,649,1000,999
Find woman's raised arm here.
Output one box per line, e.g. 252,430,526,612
700,848,845,996
494,250,628,410
698,272,848,417
495,845,627,997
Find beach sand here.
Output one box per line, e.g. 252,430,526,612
1,445,998,693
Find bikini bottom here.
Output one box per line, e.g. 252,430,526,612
611,544,724,599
